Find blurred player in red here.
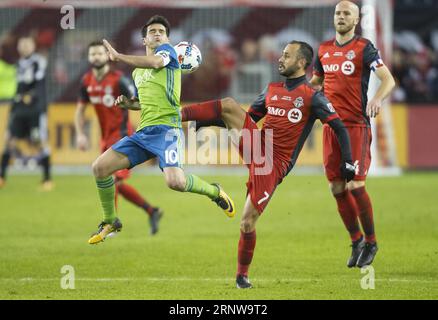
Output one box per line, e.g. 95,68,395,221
181,41,356,288
310,1,395,267
75,41,162,235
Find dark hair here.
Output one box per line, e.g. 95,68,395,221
141,15,171,37
88,40,105,50
289,40,314,69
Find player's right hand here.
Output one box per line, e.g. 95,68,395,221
340,160,357,182
102,39,120,61
76,134,89,151
115,95,130,109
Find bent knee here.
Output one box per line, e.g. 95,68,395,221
92,159,109,179
166,176,186,192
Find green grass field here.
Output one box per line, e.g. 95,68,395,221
0,172,437,300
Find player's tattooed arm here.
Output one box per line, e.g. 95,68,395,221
115,95,141,111
103,39,164,69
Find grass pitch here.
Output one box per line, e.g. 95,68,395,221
0,172,437,299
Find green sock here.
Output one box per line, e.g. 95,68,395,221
184,174,219,200
96,176,116,224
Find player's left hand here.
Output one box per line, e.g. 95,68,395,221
340,160,357,182
103,39,120,61
115,95,130,109
366,98,382,118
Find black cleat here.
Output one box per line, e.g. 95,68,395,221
356,242,378,268
347,236,365,268
149,208,163,235
236,275,252,289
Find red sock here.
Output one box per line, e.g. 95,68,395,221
351,187,376,243
117,183,154,215
237,230,256,277
181,100,222,122
334,190,363,242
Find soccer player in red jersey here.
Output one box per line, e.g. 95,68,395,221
310,1,396,267
75,41,163,235
180,41,356,288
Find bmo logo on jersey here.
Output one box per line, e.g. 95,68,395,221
268,106,303,123
323,61,356,75
341,61,355,75
288,108,302,123
267,106,286,117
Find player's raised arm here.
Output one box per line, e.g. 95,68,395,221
311,91,356,182
103,39,165,69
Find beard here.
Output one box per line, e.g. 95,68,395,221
91,61,107,70
335,23,355,35
279,64,300,77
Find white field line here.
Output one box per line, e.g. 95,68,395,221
0,277,437,283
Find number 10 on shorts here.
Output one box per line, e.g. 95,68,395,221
165,149,178,164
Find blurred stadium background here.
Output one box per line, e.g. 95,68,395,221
1,0,437,173
0,0,437,300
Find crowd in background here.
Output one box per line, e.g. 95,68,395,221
1,16,438,104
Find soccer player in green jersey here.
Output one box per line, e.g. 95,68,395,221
88,15,235,244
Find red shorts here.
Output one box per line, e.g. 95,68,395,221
323,125,372,182
239,113,286,213
101,143,131,181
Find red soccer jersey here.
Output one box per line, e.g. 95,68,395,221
313,36,383,126
79,70,135,150
248,76,339,175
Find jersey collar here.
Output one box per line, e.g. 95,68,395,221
334,34,358,48
284,75,307,91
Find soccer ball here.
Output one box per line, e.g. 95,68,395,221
174,41,202,74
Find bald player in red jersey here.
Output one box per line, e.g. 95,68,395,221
75,41,163,235
310,1,395,268
180,41,356,289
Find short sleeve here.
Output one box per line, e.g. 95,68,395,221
311,91,339,123
78,77,89,103
313,48,324,76
363,41,384,72
155,43,179,69
248,86,268,122
34,55,47,81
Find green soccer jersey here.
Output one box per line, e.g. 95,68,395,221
132,43,181,130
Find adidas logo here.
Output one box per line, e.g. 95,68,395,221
322,52,330,59
271,95,278,101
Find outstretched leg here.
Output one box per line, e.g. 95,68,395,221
181,97,247,131
163,167,235,218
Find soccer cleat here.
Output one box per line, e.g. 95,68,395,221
236,275,252,289
0,177,5,189
211,183,235,218
356,242,378,268
88,218,123,244
347,236,365,268
149,208,163,235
